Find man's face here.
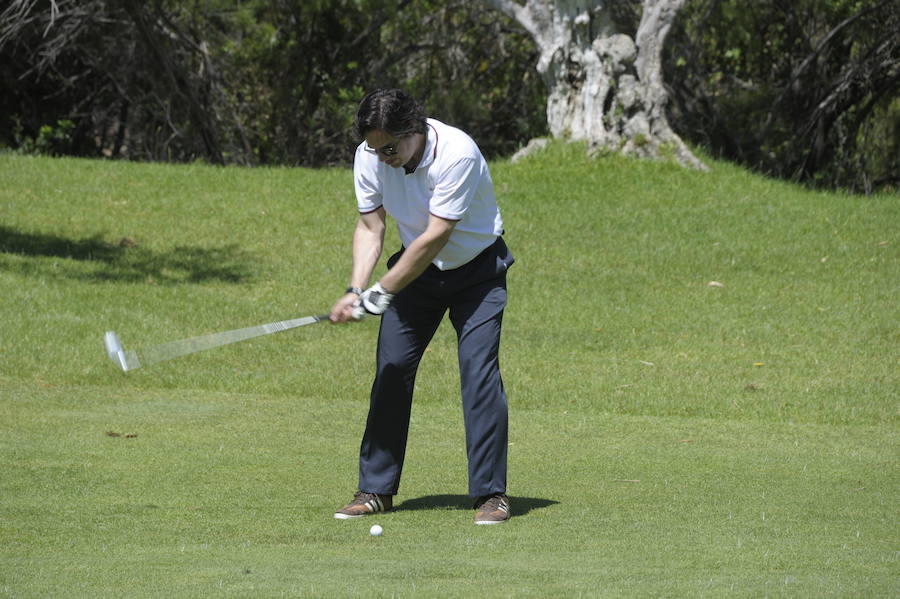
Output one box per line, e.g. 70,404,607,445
364,129,419,169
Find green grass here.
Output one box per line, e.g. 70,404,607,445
1,146,897,597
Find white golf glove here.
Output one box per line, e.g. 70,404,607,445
352,282,394,319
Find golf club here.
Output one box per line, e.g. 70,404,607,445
104,313,330,372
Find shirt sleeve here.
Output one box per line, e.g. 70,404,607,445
353,146,382,213
429,157,479,221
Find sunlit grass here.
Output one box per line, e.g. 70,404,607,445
1,148,897,596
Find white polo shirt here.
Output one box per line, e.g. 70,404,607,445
353,118,504,270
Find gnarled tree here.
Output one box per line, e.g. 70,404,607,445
486,0,705,169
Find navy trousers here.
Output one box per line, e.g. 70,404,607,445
358,237,514,498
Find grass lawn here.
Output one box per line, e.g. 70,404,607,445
1,145,897,597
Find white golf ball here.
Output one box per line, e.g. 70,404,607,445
369,524,383,537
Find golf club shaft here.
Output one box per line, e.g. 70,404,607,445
129,314,330,370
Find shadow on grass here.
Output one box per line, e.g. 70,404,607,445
0,225,253,284
396,494,558,517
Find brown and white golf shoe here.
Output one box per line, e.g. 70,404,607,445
333,491,393,519
473,493,510,525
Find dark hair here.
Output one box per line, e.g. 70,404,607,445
355,89,427,139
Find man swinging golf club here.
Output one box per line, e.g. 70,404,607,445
329,89,514,525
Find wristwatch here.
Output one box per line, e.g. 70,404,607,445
345,286,363,295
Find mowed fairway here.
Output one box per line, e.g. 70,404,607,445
1,146,897,597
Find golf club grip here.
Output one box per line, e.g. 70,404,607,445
137,313,330,367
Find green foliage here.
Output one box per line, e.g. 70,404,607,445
12,119,76,156
855,96,900,192
389,1,546,157
1,0,893,191
0,0,545,166
666,0,900,193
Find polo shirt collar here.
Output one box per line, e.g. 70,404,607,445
416,122,438,170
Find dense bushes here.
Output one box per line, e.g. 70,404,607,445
0,0,545,166
666,0,899,192
1,0,896,192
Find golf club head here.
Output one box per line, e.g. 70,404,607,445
104,331,135,372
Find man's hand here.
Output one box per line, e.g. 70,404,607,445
352,282,395,319
330,292,361,323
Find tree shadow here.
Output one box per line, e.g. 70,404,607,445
0,225,253,284
396,494,558,517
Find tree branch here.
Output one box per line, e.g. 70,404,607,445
757,0,894,145
483,0,542,40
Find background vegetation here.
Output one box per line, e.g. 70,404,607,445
1,0,897,192
0,0,545,166
665,0,900,193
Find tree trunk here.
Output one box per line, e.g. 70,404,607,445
488,0,706,169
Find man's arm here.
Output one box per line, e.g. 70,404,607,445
330,208,386,322
379,213,457,293
350,213,457,319
349,207,387,289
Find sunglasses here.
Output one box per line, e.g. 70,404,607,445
363,140,400,157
